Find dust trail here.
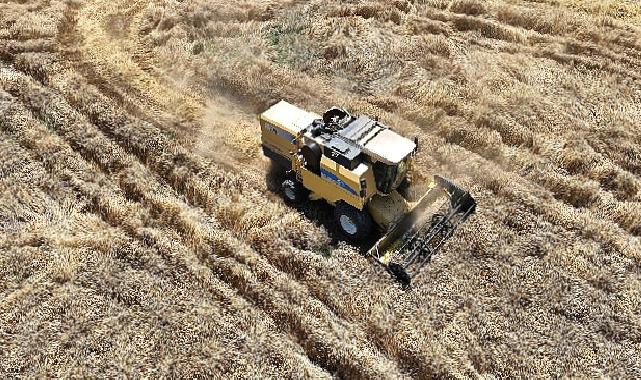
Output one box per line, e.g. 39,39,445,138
195,95,263,168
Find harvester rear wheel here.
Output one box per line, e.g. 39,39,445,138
335,202,373,242
282,176,308,205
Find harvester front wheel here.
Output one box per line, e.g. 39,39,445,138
335,202,373,242
282,176,308,205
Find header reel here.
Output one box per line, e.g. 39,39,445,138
369,175,476,287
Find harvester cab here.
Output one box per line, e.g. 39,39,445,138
259,101,476,285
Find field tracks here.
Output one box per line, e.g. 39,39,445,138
2,0,641,376
0,46,408,378
2,0,415,372
56,0,450,374
0,79,334,377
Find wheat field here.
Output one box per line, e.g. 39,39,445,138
1,0,640,377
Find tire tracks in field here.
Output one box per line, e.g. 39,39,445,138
0,90,205,311
0,136,151,354
1,58,405,377
418,3,641,81
0,140,64,294
59,0,201,143
0,86,207,291
0,38,57,58
53,1,423,376
0,87,329,377
7,0,408,372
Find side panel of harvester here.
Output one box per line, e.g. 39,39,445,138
299,155,375,210
258,100,320,166
259,100,378,211
259,118,297,165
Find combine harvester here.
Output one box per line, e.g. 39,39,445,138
259,101,476,285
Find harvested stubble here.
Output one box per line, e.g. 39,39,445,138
1,0,641,378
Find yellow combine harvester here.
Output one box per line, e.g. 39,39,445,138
259,101,476,285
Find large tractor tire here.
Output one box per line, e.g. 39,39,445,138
335,202,373,242
281,175,309,205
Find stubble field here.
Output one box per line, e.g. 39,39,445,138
1,0,640,377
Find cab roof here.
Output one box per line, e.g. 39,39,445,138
338,115,415,164
364,129,416,165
